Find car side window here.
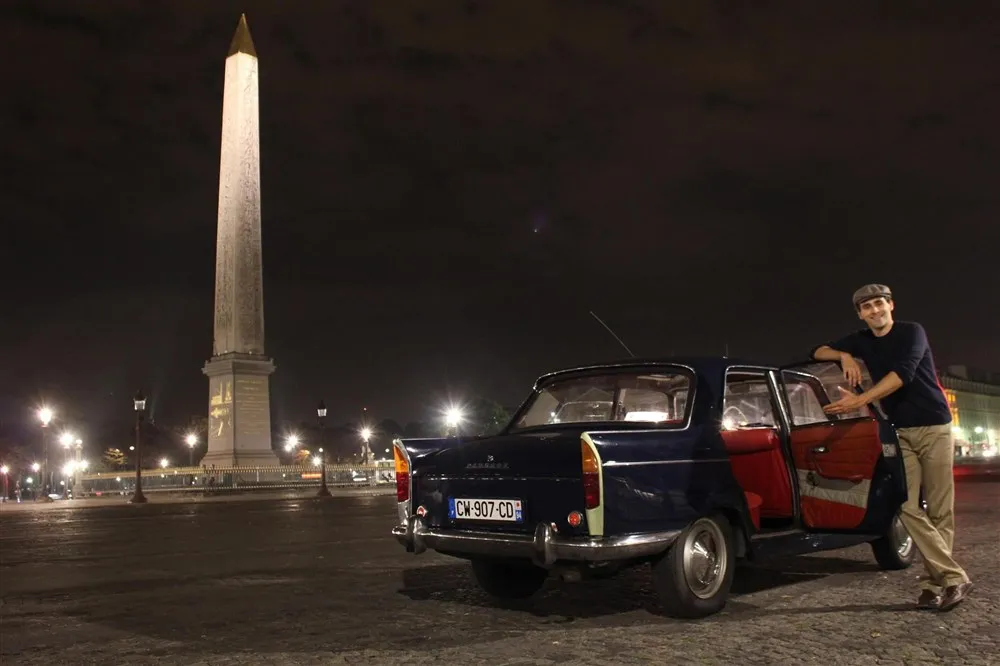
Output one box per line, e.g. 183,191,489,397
781,364,871,425
782,377,830,425
723,373,777,429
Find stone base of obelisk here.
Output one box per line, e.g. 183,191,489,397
200,353,279,468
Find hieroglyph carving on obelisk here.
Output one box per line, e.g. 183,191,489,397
201,14,278,468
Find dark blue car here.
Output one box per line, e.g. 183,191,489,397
392,358,914,618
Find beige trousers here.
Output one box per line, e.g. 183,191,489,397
896,424,970,593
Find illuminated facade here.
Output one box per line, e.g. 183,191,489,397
939,366,999,458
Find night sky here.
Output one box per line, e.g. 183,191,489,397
2,1,998,435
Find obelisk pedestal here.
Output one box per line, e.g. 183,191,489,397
202,354,277,468
200,14,278,468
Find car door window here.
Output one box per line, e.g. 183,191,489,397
723,373,777,429
782,363,871,425
783,378,830,425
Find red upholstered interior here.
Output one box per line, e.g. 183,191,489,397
722,428,794,518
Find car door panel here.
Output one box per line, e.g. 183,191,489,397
789,419,883,529
775,362,907,535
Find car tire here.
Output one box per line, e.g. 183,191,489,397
871,511,915,570
470,559,548,599
653,513,735,619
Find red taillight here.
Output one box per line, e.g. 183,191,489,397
581,438,600,510
394,442,410,503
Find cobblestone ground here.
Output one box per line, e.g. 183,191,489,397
1,482,997,665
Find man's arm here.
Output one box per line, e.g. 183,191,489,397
813,345,851,363
860,371,904,403
890,323,929,385
811,331,861,362
811,333,863,386
825,370,904,415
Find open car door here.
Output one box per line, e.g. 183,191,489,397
773,361,907,535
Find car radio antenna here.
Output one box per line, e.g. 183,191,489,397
589,311,635,357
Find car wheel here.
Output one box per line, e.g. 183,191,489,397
470,559,548,599
653,514,735,619
871,511,915,570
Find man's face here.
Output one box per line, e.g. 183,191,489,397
857,297,894,330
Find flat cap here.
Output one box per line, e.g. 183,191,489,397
853,283,892,308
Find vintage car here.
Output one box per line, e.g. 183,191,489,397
391,358,915,618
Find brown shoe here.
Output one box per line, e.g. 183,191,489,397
939,582,973,612
916,590,940,610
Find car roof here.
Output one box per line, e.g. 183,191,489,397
534,356,779,386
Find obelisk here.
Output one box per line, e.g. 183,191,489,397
200,14,278,468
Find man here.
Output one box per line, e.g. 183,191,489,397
812,283,973,611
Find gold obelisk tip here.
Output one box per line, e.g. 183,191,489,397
228,13,257,58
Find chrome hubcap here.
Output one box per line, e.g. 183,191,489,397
682,519,727,599
893,514,913,558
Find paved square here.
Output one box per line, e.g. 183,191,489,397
1,483,997,664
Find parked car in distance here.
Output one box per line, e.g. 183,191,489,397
392,357,914,618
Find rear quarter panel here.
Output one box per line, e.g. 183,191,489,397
588,427,751,538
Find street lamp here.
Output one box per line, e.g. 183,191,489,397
359,426,373,465
37,406,53,498
1,464,8,502
285,434,300,453
445,406,464,436
72,439,84,498
59,432,75,499
316,400,331,497
130,389,148,504
185,433,198,467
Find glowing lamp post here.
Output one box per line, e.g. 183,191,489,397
185,433,198,467
360,426,372,463
130,390,148,504
60,434,85,498
38,407,53,498
0,464,8,502
316,400,331,497
445,407,464,437
59,432,73,498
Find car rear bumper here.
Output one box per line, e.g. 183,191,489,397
392,516,681,569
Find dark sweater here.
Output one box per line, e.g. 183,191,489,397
818,321,952,429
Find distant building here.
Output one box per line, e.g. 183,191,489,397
939,365,999,458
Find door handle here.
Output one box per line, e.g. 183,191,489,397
808,445,865,482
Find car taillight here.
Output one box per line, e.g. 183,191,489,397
393,442,410,503
581,438,600,510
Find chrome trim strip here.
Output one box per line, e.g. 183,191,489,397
583,427,691,435
603,458,729,467
766,369,802,525
391,518,681,567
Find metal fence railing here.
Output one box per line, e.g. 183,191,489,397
78,461,397,496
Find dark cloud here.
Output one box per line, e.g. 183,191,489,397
1,0,998,429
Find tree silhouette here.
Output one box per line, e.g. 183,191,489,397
102,448,126,471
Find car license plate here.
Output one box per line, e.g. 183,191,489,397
449,498,523,522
